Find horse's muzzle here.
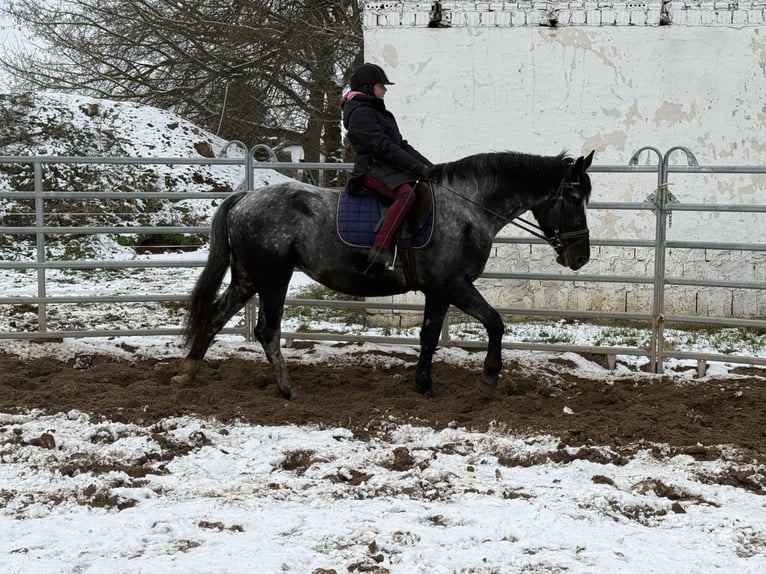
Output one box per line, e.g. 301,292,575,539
555,229,590,270
559,252,590,271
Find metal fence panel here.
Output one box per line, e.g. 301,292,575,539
1,148,765,374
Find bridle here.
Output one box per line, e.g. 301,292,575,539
511,178,590,255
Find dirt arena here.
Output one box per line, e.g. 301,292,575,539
3,344,766,473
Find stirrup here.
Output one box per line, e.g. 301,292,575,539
366,245,397,271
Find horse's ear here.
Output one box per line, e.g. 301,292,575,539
574,150,595,172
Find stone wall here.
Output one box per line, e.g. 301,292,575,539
364,1,766,28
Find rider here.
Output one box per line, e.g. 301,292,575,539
342,63,433,268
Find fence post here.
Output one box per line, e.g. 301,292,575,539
629,146,664,372
33,159,47,334
247,144,278,190
220,140,249,192
653,146,698,372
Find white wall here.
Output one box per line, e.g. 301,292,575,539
362,1,766,322
379,24,765,164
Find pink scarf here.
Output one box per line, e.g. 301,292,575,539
345,90,365,101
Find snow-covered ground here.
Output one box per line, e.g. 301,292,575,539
4,368,766,574
2,314,766,573
1,386,765,573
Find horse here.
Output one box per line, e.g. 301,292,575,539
172,150,595,398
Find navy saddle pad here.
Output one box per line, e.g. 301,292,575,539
336,190,434,248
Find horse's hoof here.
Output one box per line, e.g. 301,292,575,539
170,373,193,386
416,382,433,396
274,383,301,400
477,377,498,398
415,375,433,395
172,359,200,386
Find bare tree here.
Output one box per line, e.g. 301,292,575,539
0,0,363,170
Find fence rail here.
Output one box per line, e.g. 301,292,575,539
1,146,765,375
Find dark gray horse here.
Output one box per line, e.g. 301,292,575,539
172,150,594,398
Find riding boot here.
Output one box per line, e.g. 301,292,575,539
372,184,416,251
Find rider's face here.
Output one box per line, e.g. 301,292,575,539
373,83,387,99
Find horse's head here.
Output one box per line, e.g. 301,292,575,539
531,151,594,271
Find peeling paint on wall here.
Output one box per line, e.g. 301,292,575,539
653,101,698,126
366,24,764,163
382,43,399,68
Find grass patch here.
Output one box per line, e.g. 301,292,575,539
594,326,645,347
668,327,766,355
284,284,367,326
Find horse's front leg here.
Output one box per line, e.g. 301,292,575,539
415,294,451,396
446,279,505,395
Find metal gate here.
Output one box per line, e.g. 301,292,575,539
1,146,765,374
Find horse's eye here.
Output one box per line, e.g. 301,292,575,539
566,192,582,204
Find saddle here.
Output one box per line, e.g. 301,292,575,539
336,181,435,249
336,181,434,289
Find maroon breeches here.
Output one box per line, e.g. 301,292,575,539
362,171,416,249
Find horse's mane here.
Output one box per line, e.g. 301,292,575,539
430,150,583,199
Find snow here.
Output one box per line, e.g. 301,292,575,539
1,404,765,573
2,327,766,572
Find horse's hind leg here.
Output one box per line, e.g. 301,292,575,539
253,271,295,399
172,270,256,385
415,294,451,396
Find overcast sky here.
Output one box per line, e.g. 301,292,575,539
0,13,33,90
0,13,24,44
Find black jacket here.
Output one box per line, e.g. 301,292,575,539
342,92,431,192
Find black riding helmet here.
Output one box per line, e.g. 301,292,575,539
349,63,394,91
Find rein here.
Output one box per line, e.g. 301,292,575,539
431,177,587,252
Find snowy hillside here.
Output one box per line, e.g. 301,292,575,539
0,91,291,259
3,92,217,157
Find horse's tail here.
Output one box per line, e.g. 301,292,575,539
181,191,247,348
